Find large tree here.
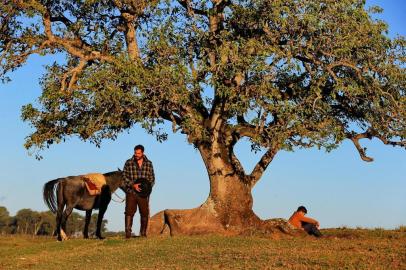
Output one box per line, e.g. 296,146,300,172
1,0,405,235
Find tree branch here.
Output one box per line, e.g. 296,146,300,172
112,1,141,61
346,127,406,162
61,59,88,94
177,0,208,17
158,109,182,126
42,9,114,63
346,131,374,162
234,123,257,139
123,12,140,61
249,146,279,186
50,15,73,28
374,134,406,148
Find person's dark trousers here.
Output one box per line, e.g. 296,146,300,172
125,192,150,238
124,215,133,239
302,222,322,237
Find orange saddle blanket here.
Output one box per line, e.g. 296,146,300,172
82,173,106,196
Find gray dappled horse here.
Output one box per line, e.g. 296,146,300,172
43,171,124,241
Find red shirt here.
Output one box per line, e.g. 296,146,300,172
288,211,319,229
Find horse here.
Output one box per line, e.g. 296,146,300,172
43,170,124,241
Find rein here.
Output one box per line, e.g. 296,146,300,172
111,191,125,203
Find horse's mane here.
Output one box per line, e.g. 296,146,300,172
104,170,121,176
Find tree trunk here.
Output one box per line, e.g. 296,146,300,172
148,144,295,236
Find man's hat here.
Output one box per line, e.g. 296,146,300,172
134,178,152,197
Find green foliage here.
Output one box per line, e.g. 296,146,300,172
14,209,43,235
0,206,10,234
1,0,404,162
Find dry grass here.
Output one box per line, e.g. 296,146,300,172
0,228,405,269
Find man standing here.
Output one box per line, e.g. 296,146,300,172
123,145,155,238
288,206,322,237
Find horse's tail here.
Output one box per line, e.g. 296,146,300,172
43,178,62,214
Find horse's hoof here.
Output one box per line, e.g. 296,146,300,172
96,236,105,240
60,229,68,240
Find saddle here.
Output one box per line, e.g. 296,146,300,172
82,173,106,196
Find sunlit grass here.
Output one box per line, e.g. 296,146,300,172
0,228,405,269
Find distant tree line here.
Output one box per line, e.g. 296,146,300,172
0,206,107,236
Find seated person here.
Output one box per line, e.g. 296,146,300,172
288,206,322,237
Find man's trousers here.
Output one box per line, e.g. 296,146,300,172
125,192,149,237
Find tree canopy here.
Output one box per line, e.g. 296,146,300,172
0,206,10,233
1,0,405,173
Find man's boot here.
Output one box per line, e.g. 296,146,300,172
140,217,148,237
125,215,133,239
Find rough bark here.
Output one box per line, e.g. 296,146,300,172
148,144,296,237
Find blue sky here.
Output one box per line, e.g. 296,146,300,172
0,0,405,233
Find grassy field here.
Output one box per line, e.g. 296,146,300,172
0,228,405,269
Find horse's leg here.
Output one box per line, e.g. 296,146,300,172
56,182,65,241
96,188,111,239
60,205,74,240
56,208,64,241
95,203,109,239
83,209,92,239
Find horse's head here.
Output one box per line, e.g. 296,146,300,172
104,170,124,191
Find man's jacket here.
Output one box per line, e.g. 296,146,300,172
123,155,155,194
